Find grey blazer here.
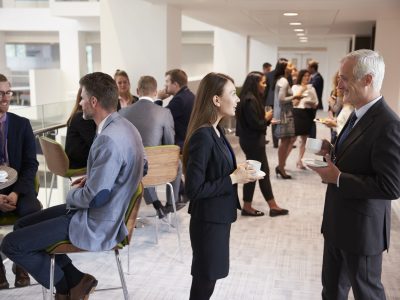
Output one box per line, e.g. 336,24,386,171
67,112,145,251
119,98,175,147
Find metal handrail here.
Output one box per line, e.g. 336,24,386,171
33,123,67,136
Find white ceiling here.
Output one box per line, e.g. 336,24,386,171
145,0,400,47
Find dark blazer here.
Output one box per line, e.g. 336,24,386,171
65,111,96,169
322,98,400,255
310,72,324,109
264,70,275,106
186,126,240,224
3,112,38,197
166,86,195,149
236,92,269,141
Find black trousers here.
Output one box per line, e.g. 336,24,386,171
239,136,274,203
322,240,386,300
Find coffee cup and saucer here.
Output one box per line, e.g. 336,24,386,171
246,160,266,177
0,170,8,183
303,138,328,168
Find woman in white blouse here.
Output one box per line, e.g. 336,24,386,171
292,69,318,169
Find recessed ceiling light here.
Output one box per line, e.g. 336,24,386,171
289,22,302,26
297,33,305,36
300,40,308,43
283,12,298,17
294,29,304,32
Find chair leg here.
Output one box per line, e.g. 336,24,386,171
127,244,132,275
42,286,48,300
115,249,129,300
46,174,55,208
167,183,183,261
49,254,55,300
153,213,159,244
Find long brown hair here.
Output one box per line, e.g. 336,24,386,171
114,69,135,105
67,87,83,125
182,72,234,174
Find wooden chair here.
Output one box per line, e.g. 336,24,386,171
38,136,86,207
43,182,143,300
142,145,183,260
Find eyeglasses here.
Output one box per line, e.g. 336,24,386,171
0,91,13,98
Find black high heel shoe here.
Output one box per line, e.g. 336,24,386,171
275,166,292,179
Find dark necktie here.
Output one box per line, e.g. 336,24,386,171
0,122,4,164
337,112,357,151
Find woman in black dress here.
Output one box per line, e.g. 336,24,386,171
183,73,258,300
65,88,96,169
236,71,289,217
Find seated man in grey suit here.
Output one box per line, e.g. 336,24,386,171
1,72,146,300
120,75,183,219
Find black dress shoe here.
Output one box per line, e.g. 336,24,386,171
155,207,166,219
0,266,9,290
165,202,185,213
269,208,289,217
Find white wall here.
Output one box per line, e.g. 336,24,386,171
375,17,400,114
182,44,213,78
248,38,278,73
214,28,247,85
100,0,181,87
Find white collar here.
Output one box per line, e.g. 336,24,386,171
353,95,382,124
97,114,112,135
138,96,154,103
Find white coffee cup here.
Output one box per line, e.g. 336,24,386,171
0,170,8,180
305,138,323,154
246,160,261,171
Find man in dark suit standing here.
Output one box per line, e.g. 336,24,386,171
157,69,195,203
308,60,324,138
310,50,400,299
156,69,195,150
0,74,41,289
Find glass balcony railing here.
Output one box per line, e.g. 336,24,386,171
9,101,75,208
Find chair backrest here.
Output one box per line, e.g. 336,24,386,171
142,145,180,188
121,182,144,246
38,136,69,177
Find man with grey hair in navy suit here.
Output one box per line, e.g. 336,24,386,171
2,72,146,300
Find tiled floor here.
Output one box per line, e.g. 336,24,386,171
1,120,400,299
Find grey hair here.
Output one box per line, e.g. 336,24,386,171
342,49,385,91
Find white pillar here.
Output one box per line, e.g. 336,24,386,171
213,27,247,85
375,17,400,114
100,0,181,87
0,32,9,76
59,30,86,100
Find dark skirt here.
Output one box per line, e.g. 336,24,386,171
190,217,231,280
293,108,315,136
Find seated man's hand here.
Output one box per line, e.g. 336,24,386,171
71,176,87,188
5,192,18,206
0,194,17,212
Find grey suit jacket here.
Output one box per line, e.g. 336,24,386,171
67,112,145,251
119,98,175,147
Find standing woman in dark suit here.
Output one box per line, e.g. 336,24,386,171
183,72,258,300
236,71,289,217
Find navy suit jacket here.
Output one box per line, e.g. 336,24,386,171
186,126,240,224
166,86,195,149
322,98,400,255
2,112,38,197
310,72,324,109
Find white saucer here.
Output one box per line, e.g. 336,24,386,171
302,158,328,168
255,170,266,177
